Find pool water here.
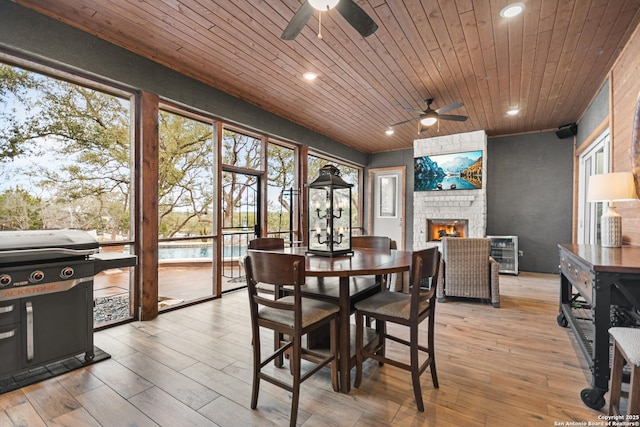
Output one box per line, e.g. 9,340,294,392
158,244,246,260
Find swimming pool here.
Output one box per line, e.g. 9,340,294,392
158,243,245,260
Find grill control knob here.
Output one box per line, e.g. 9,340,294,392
30,270,44,283
60,267,74,279
0,274,11,287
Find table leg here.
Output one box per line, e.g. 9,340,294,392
338,275,350,393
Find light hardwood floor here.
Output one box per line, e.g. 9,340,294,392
0,272,606,426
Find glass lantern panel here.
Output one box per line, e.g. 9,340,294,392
308,186,329,252
332,187,351,251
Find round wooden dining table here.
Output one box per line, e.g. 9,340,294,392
277,246,413,393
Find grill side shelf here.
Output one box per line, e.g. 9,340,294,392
92,253,137,275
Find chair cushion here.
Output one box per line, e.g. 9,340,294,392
355,291,428,320
259,296,339,328
609,327,640,366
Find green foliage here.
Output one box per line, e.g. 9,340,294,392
0,64,40,159
0,187,43,230
157,111,214,238
0,62,360,240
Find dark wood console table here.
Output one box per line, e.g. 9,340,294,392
557,244,640,410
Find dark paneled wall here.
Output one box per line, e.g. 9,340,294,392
487,132,574,273
0,1,366,166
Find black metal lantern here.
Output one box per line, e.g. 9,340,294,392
307,164,353,257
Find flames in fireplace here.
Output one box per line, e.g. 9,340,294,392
427,219,468,241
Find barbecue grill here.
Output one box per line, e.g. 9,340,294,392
0,229,137,379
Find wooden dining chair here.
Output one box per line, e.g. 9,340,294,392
244,251,339,427
353,247,441,412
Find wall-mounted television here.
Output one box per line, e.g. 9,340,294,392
414,150,483,191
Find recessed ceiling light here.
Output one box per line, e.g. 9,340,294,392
303,72,317,81
506,108,520,116
500,3,525,18
385,129,394,135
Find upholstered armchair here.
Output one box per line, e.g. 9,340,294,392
437,237,500,307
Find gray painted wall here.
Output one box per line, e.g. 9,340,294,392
0,0,366,166
487,132,574,273
369,131,574,273
577,80,609,148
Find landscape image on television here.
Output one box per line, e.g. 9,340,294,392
414,150,483,191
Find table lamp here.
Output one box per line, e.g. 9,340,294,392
587,172,638,247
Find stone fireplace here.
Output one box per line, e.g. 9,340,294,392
413,130,487,251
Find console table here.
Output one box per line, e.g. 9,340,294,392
557,244,640,410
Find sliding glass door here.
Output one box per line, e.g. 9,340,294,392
577,131,609,244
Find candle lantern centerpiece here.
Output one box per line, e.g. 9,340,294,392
307,164,353,257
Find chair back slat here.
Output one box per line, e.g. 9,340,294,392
410,247,441,307
352,236,392,250
245,251,305,288
245,251,305,306
248,237,285,250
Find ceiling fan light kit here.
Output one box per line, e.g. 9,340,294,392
308,0,339,10
281,0,378,40
389,98,468,134
420,111,438,126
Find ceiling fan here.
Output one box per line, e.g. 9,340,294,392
281,0,378,40
390,99,468,132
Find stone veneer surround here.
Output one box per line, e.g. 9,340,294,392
413,130,487,251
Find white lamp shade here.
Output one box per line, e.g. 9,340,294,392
308,0,339,10
587,172,638,203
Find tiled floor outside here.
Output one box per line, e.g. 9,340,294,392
93,262,245,326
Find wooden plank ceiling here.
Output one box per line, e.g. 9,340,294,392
13,0,640,154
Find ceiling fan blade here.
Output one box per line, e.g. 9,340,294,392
336,0,378,37
390,116,422,127
436,101,464,114
281,1,314,40
438,114,468,122
405,107,425,115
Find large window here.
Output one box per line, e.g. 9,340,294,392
267,141,298,242
221,128,262,291
1,58,366,325
157,108,215,307
578,130,610,244
0,60,134,326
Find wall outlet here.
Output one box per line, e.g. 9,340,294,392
518,250,523,257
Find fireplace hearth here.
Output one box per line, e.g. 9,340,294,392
427,219,468,241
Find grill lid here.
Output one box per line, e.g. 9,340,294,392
0,229,100,264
